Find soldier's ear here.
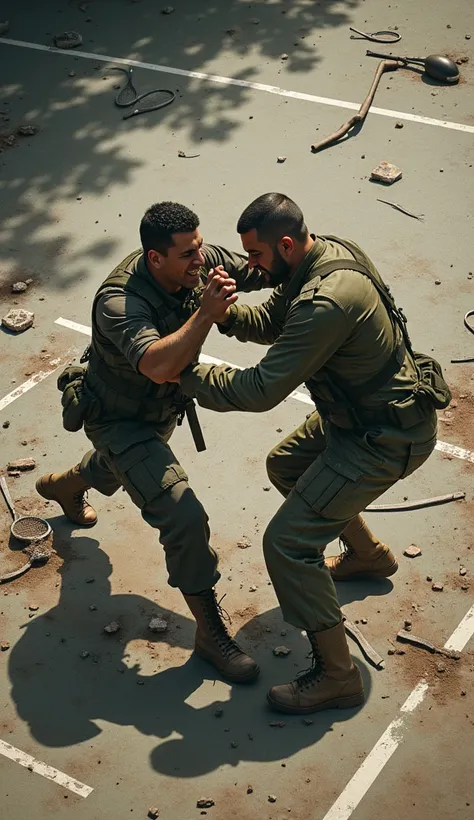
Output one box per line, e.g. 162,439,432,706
147,249,162,268
279,236,294,257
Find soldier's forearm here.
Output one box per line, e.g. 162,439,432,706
137,308,213,384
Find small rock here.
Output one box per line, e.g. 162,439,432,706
230,741,238,748
426,575,433,582
461,690,466,696
86,577,95,583
249,585,257,592
432,582,444,592
137,680,145,685
18,125,39,136
461,584,469,591
25,278,33,285
149,617,168,633
268,795,277,803
197,800,215,809
0,21,10,36
459,566,467,576
29,605,39,612
395,122,404,128
214,708,223,718
148,809,159,819
2,421,10,429
237,536,252,549
104,621,120,634
436,662,446,673
395,649,405,656
89,605,97,611
269,721,286,728
80,650,90,659
466,34,471,39
281,630,287,636
247,785,253,794
280,53,289,60
302,718,313,725
69,71,76,77
276,427,283,433
252,18,260,24
226,28,237,36
388,649,395,655
360,618,368,625
7,458,36,472
370,161,402,184
277,156,287,163
0,641,10,651
53,31,83,49
404,619,412,629
263,486,271,492
12,281,28,292
2,309,34,333
404,545,422,558
161,6,175,13
435,279,442,285
273,645,291,657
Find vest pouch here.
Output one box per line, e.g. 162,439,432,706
413,352,452,410
57,365,99,432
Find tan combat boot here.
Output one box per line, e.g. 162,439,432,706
183,589,260,683
36,465,97,527
326,514,398,581
267,620,364,714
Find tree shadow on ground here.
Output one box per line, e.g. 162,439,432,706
8,521,373,777
0,0,361,296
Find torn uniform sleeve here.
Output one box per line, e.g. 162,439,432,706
180,297,351,412
202,244,266,292
94,291,161,372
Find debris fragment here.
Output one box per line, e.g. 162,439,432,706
196,799,215,809
461,584,470,591
269,721,285,728
214,708,223,718
277,156,287,163
280,53,289,61
404,545,422,558
459,566,467,576
237,536,252,549
3,421,10,429
360,618,368,625
435,279,441,285
370,161,402,184
249,585,257,592
148,808,159,819
148,617,168,633
69,71,76,77
29,605,39,612
404,619,412,630
230,741,238,748
178,150,200,158
89,605,97,611
263,486,271,492
104,621,120,634
11,281,28,293
2,309,34,333
376,199,424,221
273,645,291,657
18,125,39,136
247,785,253,794
161,6,175,14
0,21,10,36
436,662,446,673
302,718,313,725
395,121,404,128
432,582,444,592
397,630,460,659
7,458,36,472
343,615,384,669
53,31,83,49
268,795,277,803
1,641,10,651
426,575,433,582
80,650,90,659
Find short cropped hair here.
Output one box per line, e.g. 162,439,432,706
237,193,308,244
140,201,199,256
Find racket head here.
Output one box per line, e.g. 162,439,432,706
112,67,139,106
122,89,176,119
11,515,51,543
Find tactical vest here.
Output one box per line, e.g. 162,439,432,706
298,236,451,430
84,249,203,425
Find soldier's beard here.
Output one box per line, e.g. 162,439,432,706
264,248,292,288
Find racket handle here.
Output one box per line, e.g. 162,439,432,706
0,475,17,521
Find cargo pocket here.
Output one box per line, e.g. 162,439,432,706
295,452,363,521
110,439,188,509
399,435,437,480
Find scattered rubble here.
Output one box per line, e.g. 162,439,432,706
426,575,433,582
29,605,39,612
459,566,467,576
161,6,175,13
249,585,257,592
277,156,287,163
7,458,36,472
80,650,90,659
397,629,460,659
178,150,200,158
303,718,313,725
432,582,444,592
1,641,10,651
404,545,422,558
18,125,39,136
2,309,34,333
148,808,159,819
3,421,10,429
237,536,252,549
268,795,277,803
280,53,289,60
196,799,215,809
404,619,412,630
395,122,404,128
148,617,168,633
269,721,285,728
104,621,120,634
53,31,83,49
436,662,446,673
12,281,28,292
230,741,238,748
247,785,253,794
273,645,291,657
370,161,402,184
263,486,271,492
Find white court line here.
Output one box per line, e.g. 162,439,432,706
54,317,474,464
0,739,93,797
2,37,474,135
0,358,64,413
322,604,474,820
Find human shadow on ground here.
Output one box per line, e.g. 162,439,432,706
8,518,373,777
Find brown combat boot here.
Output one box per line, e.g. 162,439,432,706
267,620,364,714
36,465,97,527
326,515,398,581
183,589,260,683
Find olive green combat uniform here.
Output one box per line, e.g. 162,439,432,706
180,236,443,632
74,245,263,594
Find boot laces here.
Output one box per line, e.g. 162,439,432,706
296,635,325,689
203,592,243,660
338,536,357,562
73,489,88,512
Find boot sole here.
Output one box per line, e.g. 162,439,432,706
330,562,398,582
195,646,260,684
267,690,364,714
35,479,98,528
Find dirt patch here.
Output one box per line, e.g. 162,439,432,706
438,367,474,450
389,643,464,695
0,131,17,153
